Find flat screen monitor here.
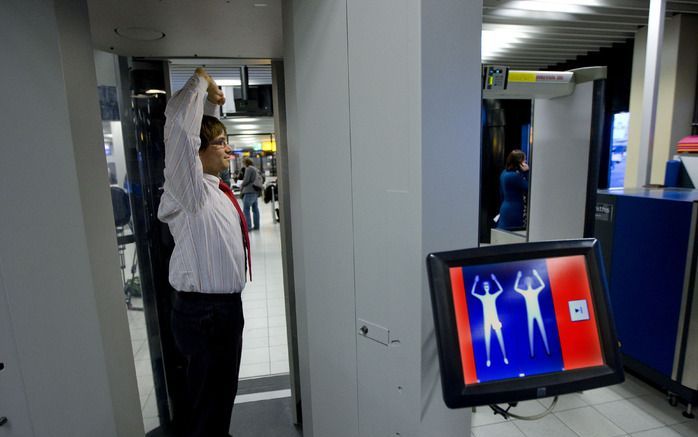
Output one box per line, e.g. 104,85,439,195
427,239,623,408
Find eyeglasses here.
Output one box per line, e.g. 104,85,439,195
209,138,228,148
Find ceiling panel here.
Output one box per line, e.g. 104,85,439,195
86,0,282,59
482,0,698,69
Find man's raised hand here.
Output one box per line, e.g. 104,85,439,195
195,67,226,106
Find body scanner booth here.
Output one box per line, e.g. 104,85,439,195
482,66,607,244
427,239,624,410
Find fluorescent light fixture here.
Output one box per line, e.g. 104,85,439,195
493,7,573,21
215,79,241,86
481,29,529,60
145,89,166,95
238,130,260,134
506,0,594,14
230,117,260,123
235,124,258,130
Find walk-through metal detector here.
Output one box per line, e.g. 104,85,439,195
482,66,607,244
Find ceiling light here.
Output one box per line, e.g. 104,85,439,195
230,117,260,123
145,89,166,95
114,27,165,41
504,1,593,14
215,79,241,86
238,130,260,134
481,29,529,60
235,124,258,130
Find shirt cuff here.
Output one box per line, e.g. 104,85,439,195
204,99,219,118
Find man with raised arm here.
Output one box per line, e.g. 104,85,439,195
514,269,551,358
158,67,250,437
471,274,509,367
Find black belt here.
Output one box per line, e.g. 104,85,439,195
175,291,241,303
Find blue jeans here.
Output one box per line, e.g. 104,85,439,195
242,192,260,230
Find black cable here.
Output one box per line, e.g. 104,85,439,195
489,396,558,420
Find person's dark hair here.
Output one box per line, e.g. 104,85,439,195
199,115,227,151
243,158,253,167
505,149,526,171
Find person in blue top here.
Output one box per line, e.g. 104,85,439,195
497,149,529,230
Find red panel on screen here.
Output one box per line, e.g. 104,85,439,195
547,256,604,370
450,267,478,384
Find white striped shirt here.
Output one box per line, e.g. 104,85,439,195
157,75,246,294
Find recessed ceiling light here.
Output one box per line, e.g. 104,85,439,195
145,89,167,95
114,27,165,41
216,79,241,86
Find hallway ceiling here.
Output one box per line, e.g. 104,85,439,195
87,1,698,73
482,0,698,70
86,0,283,59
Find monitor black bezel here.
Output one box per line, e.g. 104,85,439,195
427,239,624,409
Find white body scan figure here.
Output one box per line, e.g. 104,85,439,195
471,274,509,367
514,269,551,357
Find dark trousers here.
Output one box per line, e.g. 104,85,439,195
172,292,244,437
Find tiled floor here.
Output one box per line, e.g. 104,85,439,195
126,197,288,433
471,374,698,437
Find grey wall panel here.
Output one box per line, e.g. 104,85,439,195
420,0,482,433
0,0,141,435
528,82,594,242
283,1,359,436
346,1,421,435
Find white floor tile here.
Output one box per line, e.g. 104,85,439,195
580,387,626,405
268,316,287,328
269,325,287,338
245,316,271,329
243,326,269,339
473,421,526,437
134,343,151,361
270,360,290,374
239,362,271,379
143,416,159,434
243,334,270,349
269,334,288,347
671,421,698,437
142,391,158,417
243,299,268,310
595,399,665,433
628,395,687,426
131,339,146,353
609,376,656,399
244,306,269,319
269,345,289,362
241,347,270,365
631,427,684,437
550,393,589,411
514,413,579,437
135,358,153,377
268,304,287,317
129,327,148,341
555,406,626,437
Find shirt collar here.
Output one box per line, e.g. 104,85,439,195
203,174,220,185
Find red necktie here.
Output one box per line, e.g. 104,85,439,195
219,180,252,281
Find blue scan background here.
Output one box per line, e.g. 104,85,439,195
462,259,564,383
